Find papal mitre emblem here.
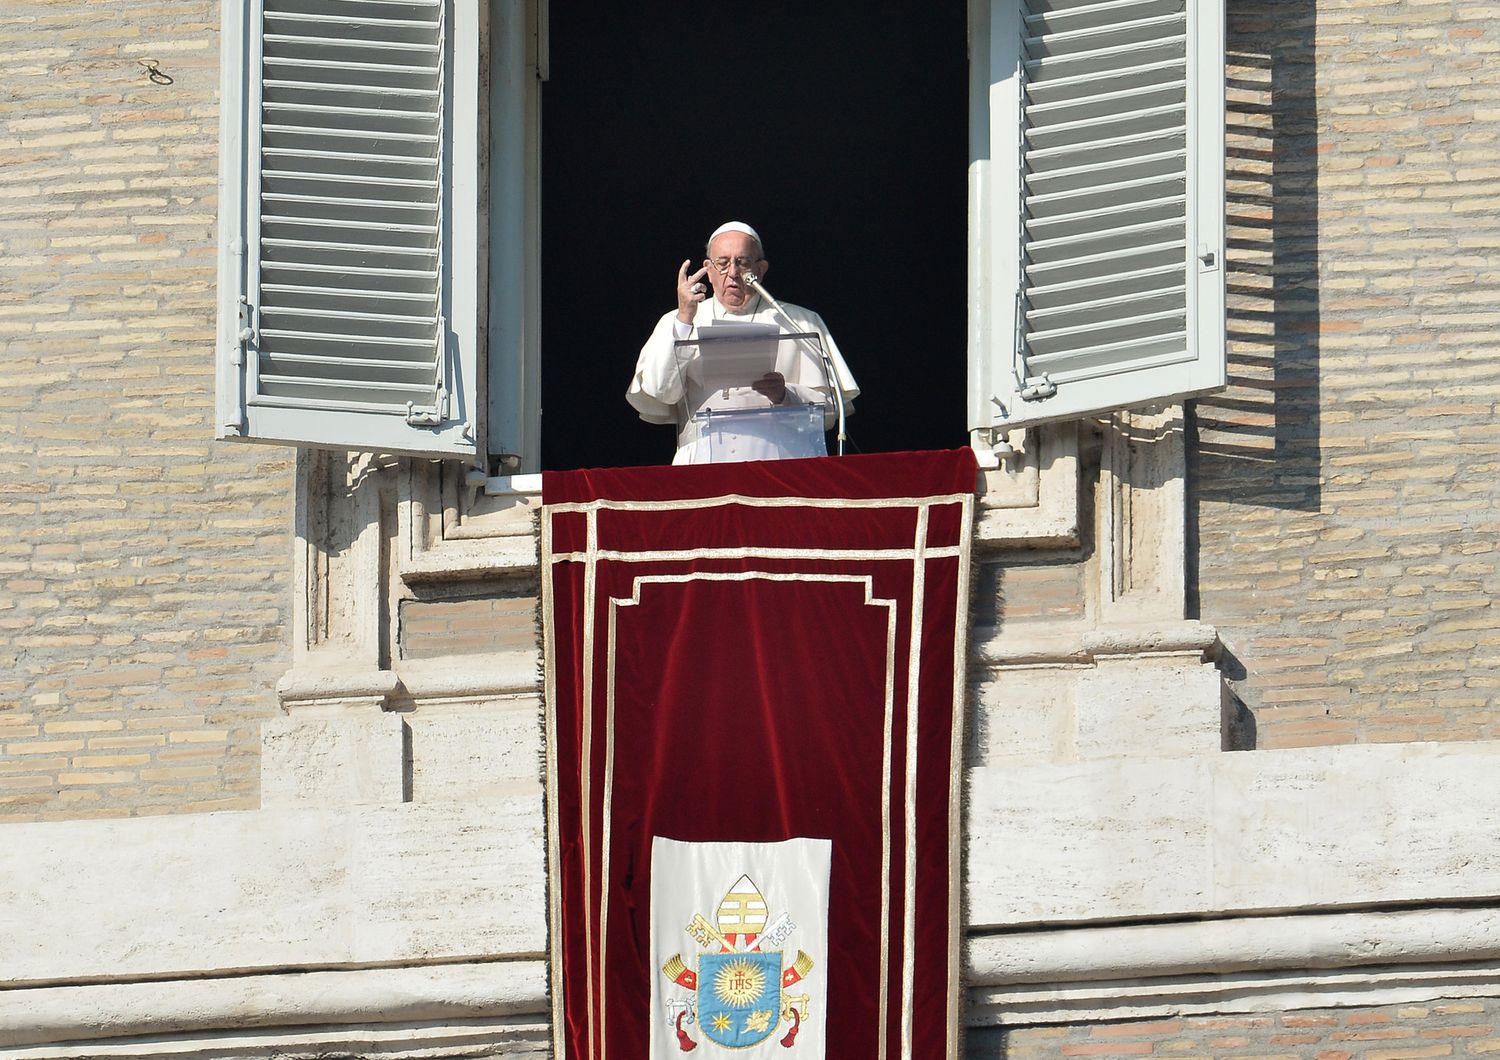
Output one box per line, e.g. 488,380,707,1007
716,874,769,947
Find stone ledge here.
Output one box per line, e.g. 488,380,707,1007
393,654,542,702
967,955,1500,1028
400,533,541,582
1081,620,1219,658
276,667,400,714
0,962,547,1051
971,620,1220,666
275,655,543,716
968,905,1500,986
967,903,1500,1024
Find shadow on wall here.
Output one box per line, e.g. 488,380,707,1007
1191,0,1321,515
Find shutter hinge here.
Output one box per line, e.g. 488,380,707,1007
234,296,257,364
1019,374,1058,401
407,316,450,426
406,386,448,427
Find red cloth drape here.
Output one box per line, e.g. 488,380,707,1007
543,449,976,1058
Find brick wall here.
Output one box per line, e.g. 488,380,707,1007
971,999,1500,1059
400,586,540,660
1194,0,1500,748
0,1,292,820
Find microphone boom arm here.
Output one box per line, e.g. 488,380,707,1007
744,273,848,456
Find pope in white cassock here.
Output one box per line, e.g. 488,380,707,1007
627,221,860,465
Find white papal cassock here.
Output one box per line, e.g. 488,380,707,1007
627,295,860,465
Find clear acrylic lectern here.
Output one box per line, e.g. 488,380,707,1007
670,327,833,465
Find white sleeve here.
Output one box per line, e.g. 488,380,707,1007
782,311,858,429
626,312,690,425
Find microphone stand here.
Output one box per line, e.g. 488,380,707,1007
743,274,848,456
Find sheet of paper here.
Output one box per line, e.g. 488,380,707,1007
676,323,781,391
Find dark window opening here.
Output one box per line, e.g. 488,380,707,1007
540,2,969,471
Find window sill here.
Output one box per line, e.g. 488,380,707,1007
399,432,1082,585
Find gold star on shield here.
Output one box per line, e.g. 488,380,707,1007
711,1013,732,1032
744,1010,773,1034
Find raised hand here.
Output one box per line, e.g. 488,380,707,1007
676,259,710,324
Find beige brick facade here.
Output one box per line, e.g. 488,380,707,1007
1195,0,1500,749
400,587,540,661
973,999,1500,1059
0,0,293,821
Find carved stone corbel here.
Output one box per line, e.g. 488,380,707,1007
269,449,407,806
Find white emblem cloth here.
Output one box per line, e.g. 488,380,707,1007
650,837,831,1057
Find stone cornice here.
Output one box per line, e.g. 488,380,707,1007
968,905,1500,986
967,905,1500,1025
0,962,548,1052
971,620,1220,666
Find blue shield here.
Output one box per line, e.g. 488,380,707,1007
697,950,783,1048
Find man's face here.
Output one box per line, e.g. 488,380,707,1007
704,232,767,312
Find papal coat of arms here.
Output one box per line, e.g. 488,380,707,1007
660,873,816,1051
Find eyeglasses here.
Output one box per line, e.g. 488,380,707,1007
708,256,760,274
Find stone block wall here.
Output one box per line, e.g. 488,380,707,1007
970,999,1500,1059
1194,0,1500,748
0,0,292,821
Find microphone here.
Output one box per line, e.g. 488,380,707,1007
742,271,782,312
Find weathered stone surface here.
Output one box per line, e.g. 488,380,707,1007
968,741,1500,927
0,800,545,984
407,707,544,803
1074,658,1222,759
260,713,406,808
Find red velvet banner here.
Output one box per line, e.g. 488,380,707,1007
543,450,976,1060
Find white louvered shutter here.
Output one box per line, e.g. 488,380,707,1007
217,0,483,457
968,0,1224,431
